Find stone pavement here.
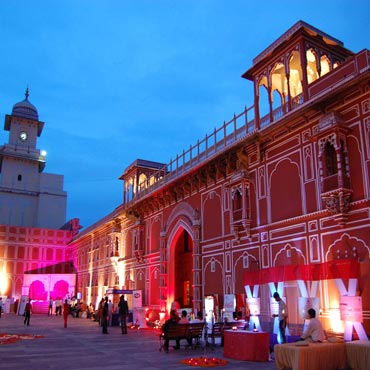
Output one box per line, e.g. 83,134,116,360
0,313,278,370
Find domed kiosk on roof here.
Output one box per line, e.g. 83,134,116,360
11,87,39,121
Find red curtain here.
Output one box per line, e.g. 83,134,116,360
243,259,359,286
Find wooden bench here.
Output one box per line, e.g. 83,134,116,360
207,321,247,348
159,322,205,352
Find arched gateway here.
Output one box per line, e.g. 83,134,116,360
161,202,202,313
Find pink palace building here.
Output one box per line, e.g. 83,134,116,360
0,21,370,340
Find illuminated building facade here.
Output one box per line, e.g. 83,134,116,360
70,21,370,336
0,91,78,310
1,21,369,337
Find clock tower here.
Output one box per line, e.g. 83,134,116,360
0,89,67,228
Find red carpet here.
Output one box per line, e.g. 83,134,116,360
0,333,44,345
180,357,228,367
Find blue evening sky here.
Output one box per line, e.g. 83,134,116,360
0,1,369,230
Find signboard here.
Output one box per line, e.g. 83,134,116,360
106,288,133,295
132,290,142,308
224,294,235,311
17,295,29,316
246,297,260,316
340,296,363,322
298,297,320,320
223,294,235,321
204,296,215,326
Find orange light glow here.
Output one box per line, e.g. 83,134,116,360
0,271,8,295
329,308,344,333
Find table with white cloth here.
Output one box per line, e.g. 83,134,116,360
345,340,370,370
223,330,270,362
274,341,347,370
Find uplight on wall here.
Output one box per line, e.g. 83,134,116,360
329,308,344,333
0,271,8,295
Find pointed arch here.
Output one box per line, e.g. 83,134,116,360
274,243,306,266
204,257,224,313
269,158,304,222
320,55,331,76
288,50,303,101
233,252,259,294
149,266,160,306
258,74,269,124
165,202,196,309
325,233,370,262
306,49,319,84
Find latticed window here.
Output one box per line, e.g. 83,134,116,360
325,141,337,176
340,139,347,176
232,187,243,221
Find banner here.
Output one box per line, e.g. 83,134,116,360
340,296,363,322
243,259,359,285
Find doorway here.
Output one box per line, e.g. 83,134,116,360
174,228,193,308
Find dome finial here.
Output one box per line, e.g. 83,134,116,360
12,87,39,120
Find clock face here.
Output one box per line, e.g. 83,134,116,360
19,131,28,141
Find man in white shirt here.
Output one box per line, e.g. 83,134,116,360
190,311,204,323
300,308,325,342
273,292,288,343
178,310,189,324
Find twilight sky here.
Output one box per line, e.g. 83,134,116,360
0,1,369,230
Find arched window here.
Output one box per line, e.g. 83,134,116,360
306,49,319,84
138,173,147,192
271,62,287,111
258,75,269,127
288,51,303,106
320,55,331,76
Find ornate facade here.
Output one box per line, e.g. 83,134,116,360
69,21,370,336
1,21,369,337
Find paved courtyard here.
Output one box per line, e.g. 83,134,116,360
0,313,278,369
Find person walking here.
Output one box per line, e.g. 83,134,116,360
118,295,129,334
97,298,104,326
63,299,70,328
108,299,113,326
101,297,109,334
24,299,32,326
48,298,53,316
273,292,288,343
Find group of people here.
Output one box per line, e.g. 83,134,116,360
273,291,325,344
21,295,130,331
48,298,63,316
18,291,325,344
48,298,89,318
98,295,129,335
162,309,204,352
161,292,325,353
